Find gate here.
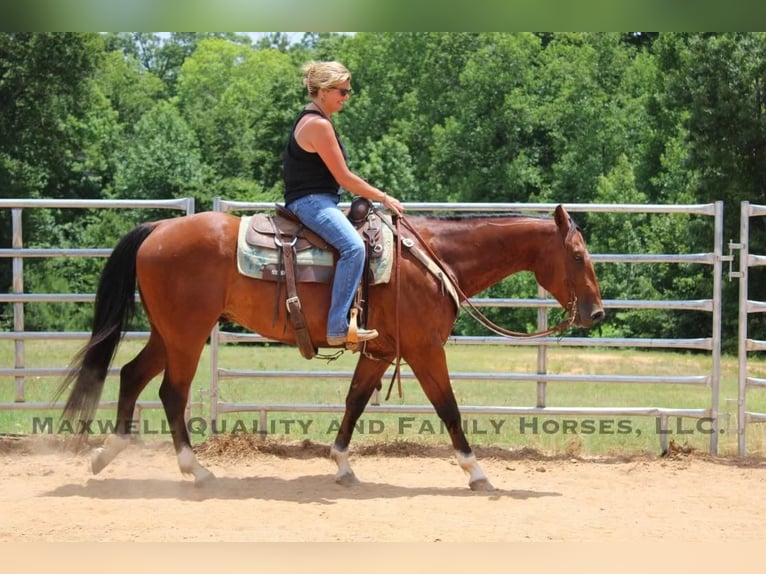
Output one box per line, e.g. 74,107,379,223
732,201,766,455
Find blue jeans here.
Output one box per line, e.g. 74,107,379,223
287,193,366,339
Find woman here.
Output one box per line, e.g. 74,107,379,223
283,60,404,347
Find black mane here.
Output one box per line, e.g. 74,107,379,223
420,212,550,222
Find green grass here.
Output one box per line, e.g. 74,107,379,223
3,338,766,457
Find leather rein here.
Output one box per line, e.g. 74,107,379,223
378,209,579,400
389,211,579,337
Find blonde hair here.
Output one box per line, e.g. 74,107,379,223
301,60,351,98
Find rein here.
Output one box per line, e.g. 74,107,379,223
388,214,403,400
376,209,578,401
391,212,578,338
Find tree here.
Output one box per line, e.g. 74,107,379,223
102,32,249,95
532,33,649,205
654,33,766,349
336,32,482,200
176,38,300,205
426,32,543,202
0,33,105,199
112,100,207,203
0,33,107,326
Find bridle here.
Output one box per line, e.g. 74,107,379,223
375,210,579,399
393,212,580,338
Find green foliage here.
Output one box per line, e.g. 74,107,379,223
175,38,299,209
351,134,417,200
19,209,149,332
0,33,106,198
427,33,543,203
585,155,711,339
112,100,207,203
2,32,766,345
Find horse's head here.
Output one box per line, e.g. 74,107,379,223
536,205,605,328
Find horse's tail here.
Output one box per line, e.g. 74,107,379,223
54,222,158,428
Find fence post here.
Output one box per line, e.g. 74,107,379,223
535,283,548,408
736,201,750,456
709,200,725,454
12,208,24,402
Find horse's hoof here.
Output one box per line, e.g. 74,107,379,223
90,449,107,475
193,469,216,487
335,471,360,487
469,478,496,492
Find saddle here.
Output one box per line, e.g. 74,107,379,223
240,197,386,359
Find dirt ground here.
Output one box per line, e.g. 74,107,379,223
2,435,766,544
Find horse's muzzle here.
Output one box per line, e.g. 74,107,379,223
576,306,605,328
585,308,606,327
591,308,605,323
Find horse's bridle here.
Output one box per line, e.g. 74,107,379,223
391,212,579,339
372,209,579,399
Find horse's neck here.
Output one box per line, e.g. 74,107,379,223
427,216,555,298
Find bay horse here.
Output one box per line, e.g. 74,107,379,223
56,204,603,490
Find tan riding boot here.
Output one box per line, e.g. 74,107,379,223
327,308,378,346
326,328,378,347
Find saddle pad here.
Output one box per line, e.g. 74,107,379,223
236,215,395,285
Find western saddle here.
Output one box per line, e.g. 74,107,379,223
246,197,384,359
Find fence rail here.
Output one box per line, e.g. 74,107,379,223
209,199,725,454
733,201,766,455
0,198,735,454
0,198,193,409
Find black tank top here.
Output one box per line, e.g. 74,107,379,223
282,108,347,205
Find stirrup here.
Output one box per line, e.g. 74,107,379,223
348,307,360,343
326,328,379,348
347,307,378,346
327,309,378,349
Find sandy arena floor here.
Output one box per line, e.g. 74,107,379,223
2,435,766,544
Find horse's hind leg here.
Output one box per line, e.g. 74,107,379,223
160,343,214,485
91,333,166,474
407,347,495,491
331,355,390,485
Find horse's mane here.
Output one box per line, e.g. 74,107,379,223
414,211,581,242
418,212,550,222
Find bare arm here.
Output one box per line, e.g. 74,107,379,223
295,116,404,216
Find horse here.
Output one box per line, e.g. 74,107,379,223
56,204,604,490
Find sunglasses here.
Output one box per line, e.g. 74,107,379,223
331,87,352,97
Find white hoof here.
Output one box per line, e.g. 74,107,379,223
90,434,130,474
469,477,496,492
178,445,215,485
192,467,216,486
456,450,493,490
335,471,360,486
330,445,360,485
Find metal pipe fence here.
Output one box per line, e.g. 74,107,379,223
0,198,195,416
732,201,766,455
210,199,725,454
0,198,732,454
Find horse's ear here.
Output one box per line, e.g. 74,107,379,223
554,204,571,238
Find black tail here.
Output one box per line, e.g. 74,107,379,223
54,222,157,428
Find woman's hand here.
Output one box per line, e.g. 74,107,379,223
380,192,404,217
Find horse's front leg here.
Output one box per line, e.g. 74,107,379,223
331,355,389,486
456,451,494,491
407,347,495,491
